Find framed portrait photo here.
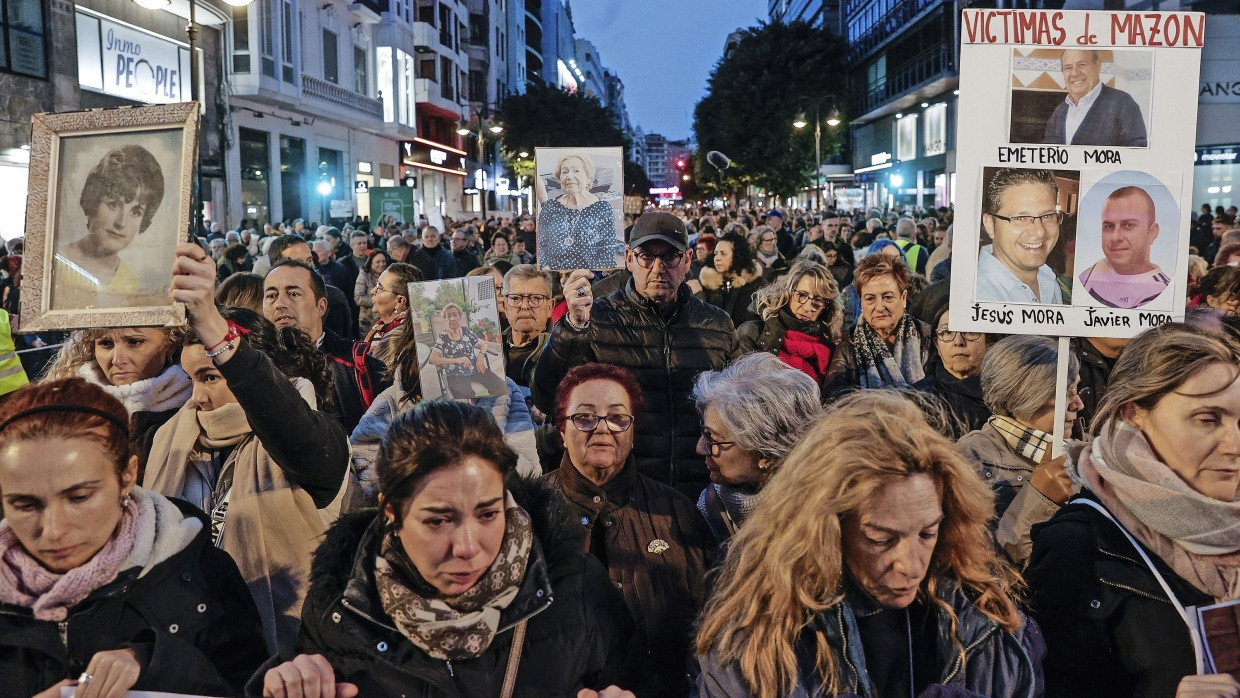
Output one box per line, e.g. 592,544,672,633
406,275,508,402
534,146,626,270
19,102,199,331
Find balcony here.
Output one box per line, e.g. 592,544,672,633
852,44,955,121
415,77,462,118
349,0,383,24
848,0,946,65
303,74,384,120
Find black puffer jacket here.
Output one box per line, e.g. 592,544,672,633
1,496,268,697
736,309,849,398
1026,490,1209,698
912,360,991,437
533,282,737,497
697,263,765,329
265,476,648,697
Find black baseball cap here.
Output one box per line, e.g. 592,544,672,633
628,212,688,251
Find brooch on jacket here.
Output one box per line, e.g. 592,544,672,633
647,539,670,554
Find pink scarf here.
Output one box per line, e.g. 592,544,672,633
0,496,140,620
779,329,833,382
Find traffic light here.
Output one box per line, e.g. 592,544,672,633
675,158,686,170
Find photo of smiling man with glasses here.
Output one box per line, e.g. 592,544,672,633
976,168,1071,305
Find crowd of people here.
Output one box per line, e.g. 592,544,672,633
1,198,1240,697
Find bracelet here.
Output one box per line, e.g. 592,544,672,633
202,320,250,358
564,315,590,332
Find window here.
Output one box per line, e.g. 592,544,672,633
398,49,414,126
281,0,296,83
469,69,484,103
418,58,435,80
439,4,452,46
469,13,484,44
416,0,434,24
393,0,412,23
354,45,367,95
440,56,453,101
0,0,46,78
322,29,338,84
376,46,393,121
239,128,271,225
260,0,275,77
280,135,306,221
232,3,250,73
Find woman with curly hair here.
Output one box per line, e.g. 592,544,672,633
143,243,349,656
737,259,847,397
697,391,1043,698
43,326,191,473
698,231,766,328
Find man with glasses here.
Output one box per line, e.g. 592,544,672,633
533,211,738,497
1077,185,1170,309
449,228,480,275
501,264,553,391
976,168,1066,305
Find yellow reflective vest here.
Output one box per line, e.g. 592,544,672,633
0,310,29,396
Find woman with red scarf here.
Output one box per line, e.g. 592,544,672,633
736,259,848,399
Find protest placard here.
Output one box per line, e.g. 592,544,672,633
405,275,507,401
533,147,626,270
948,9,1205,339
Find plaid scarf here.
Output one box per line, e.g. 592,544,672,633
988,415,1053,464
851,314,925,388
375,492,532,660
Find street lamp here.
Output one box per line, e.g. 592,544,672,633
794,110,822,211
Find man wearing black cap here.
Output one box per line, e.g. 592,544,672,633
533,211,738,497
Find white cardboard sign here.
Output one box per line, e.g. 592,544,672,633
948,9,1204,338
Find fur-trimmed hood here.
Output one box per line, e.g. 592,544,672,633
307,474,586,616
698,260,764,292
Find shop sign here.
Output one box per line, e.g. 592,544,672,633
400,138,467,177
76,8,190,104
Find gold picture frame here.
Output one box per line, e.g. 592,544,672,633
19,102,198,331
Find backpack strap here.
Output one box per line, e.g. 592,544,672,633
351,341,377,408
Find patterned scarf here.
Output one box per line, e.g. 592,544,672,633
366,310,407,344
851,314,925,388
1073,422,1240,601
375,492,533,660
0,495,140,620
989,415,1053,464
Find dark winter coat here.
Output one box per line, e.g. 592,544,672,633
545,456,715,697
697,263,765,329
1070,337,1118,435
1,498,268,697
912,361,991,436
1026,490,1209,698
698,577,1045,697
264,476,649,697
532,282,738,497
736,310,849,398
320,328,392,434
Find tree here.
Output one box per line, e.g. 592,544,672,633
495,82,647,193
693,20,850,200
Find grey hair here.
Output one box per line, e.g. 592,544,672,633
895,217,916,240
692,353,822,464
502,263,553,295
980,335,1080,422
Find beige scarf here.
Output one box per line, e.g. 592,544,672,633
142,378,328,656
375,492,533,661
1074,421,1240,601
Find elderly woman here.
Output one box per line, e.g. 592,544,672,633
144,244,349,656
696,391,1043,697
482,232,521,267
535,151,623,269
0,378,268,697
957,335,1083,565
693,353,823,543
1026,324,1240,697
261,401,645,697
427,302,509,399
736,259,847,396
353,249,390,333
699,231,765,328
912,288,994,434
43,326,191,472
749,225,788,283
844,254,930,388
364,261,420,368
546,363,713,697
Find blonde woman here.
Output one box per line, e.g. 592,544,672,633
696,391,1042,698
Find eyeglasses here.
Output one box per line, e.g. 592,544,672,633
791,290,830,310
700,428,736,457
504,293,550,308
760,236,776,243
568,412,634,433
633,251,684,269
371,283,397,296
935,330,984,342
990,211,1063,230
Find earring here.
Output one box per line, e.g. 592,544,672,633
121,493,132,508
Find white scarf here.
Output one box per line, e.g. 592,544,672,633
77,362,192,415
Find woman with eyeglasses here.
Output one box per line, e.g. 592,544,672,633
911,289,995,436
692,353,822,544
956,335,1084,566
748,225,788,283
736,259,847,397
545,363,714,697
364,262,421,369
353,249,390,335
